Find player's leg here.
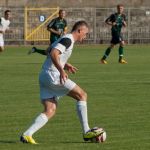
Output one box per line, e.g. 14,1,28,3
118,40,127,63
20,98,57,144
67,85,103,140
101,34,116,64
28,36,59,55
23,99,57,137
28,47,47,55
100,44,115,64
0,46,4,52
20,69,59,144
67,85,90,133
0,39,5,52
28,37,55,55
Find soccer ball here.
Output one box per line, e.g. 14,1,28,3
90,127,107,143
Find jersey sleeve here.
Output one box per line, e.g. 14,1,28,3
105,14,115,23
47,19,55,28
54,38,71,53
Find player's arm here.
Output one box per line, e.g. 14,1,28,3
50,48,68,84
3,26,11,34
47,19,62,36
50,38,72,84
64,63,78,74
0,30,4,34
105,14,116,26
122,14,127,27
105,20,114,26
63,26,67,35
63,20,68,35
5,26,10,31
49,28,62,36
122,21,127,27
0,18,4,33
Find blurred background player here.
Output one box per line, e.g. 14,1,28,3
20,20,103,144
0,10,11,53
100,4,127,64
47,9,67,44
28,9,67,55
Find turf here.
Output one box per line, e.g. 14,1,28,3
0,44,150,150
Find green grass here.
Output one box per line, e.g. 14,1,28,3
0,44,150,150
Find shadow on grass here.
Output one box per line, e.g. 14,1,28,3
21,63,42,65
60,141,94,144
0,140,17,144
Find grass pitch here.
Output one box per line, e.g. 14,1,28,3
0,44,150,150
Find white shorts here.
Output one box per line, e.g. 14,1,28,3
0,37,4,47
39,69,76,101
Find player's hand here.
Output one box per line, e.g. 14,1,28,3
60,31,64,36
0,30,5,34
56,31,62,36
57,30,63,36
122,21,127,27
64,63,78,74
60,69,68,84
63,32,67,35
112,22,117,26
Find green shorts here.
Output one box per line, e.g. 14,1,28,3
111,33,123,44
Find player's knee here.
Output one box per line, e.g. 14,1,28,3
110,45,114,49
0,47,4,52
120,45,124,48
79,91,87,101
120,42,125,47
47,107,56,115
68,86,87,101
43,100,57,118
45,105,56,118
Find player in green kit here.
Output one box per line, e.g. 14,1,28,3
47,9,67,44
28,9,67,55
100,4,127,64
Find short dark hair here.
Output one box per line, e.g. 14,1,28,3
59,9,65,14
5,10,11,14
71,20,88,32
117,4,124,8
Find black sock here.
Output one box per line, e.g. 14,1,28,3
35,48,46,55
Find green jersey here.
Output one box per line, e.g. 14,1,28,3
47,17,67,43
105,13,126,35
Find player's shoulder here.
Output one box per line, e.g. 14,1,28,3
107,13,116,19
55,17,61,22
51,17,57,22
0,17,10,22
61,34,73,43
121,13,126,17
110,13,116,16
0,17,10,25
114,13,119,16
58,34,73,49
63,34,73,42
0,17,4,21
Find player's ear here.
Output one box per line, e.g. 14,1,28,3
78,29,80,33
